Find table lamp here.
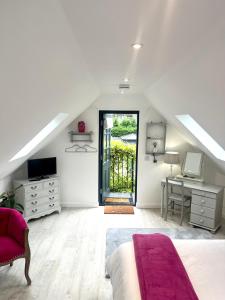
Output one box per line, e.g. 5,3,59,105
164,151,180,177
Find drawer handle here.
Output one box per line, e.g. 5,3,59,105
200,219,204,223
31,193,37,198
32,208,38,213
49,189,54,193
49,182,55,186
49,204,55,208
31,201,38,205
31,186,37,190
201,199,205,204
200,209,205,214
49,196,55,200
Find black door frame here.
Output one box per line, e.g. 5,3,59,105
98,110,139,206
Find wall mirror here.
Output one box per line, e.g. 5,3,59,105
182,152,203,178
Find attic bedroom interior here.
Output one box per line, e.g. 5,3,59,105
1,1,225,299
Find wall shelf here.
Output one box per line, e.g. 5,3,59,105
146,122,166,162
146,137,164,140
68,131,93,142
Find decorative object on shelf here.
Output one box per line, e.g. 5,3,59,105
69,131,93,142
146,122,166,163
65,144,97,153
78,121,85,133
164,151,180,176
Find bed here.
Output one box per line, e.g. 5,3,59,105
106,238,225,300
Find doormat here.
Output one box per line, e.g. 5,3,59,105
104,197,130,204
104,205,134,214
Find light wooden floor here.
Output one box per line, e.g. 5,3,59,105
0,207,224,300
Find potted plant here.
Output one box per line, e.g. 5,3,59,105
0,188,24,213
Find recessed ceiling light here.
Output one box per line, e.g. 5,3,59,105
132,43,143,49
124,78,129,82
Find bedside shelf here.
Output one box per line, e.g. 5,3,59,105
68,131,93,142
146,137,164,140
146,122,166,159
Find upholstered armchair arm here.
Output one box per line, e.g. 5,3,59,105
8,210,28,248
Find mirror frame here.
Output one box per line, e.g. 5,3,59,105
182,151,204,178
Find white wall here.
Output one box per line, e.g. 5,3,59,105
13,94,225,214
25,94,193,208
144,18,225,214
145,18,225,173
0,0,99,180
0,176,12,194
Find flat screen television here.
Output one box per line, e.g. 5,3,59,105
28,157,57,180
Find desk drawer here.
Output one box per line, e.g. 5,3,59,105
48,194,59,202
26,201,60,217
45,202,59,210
47,187,59,195
25,182,42,193
26,190,45,200
191,204,215,219
192,190,216,199
192,194,216,209
44,179,59,189
26,196,48,208
25,204,46,217
190,213,215,229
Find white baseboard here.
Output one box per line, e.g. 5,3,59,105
136,202,160,209
62,202,99,208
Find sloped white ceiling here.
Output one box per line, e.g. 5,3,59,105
145,17,225,172
61,0,225,94
1,0,225,179
0,0,99,178
61,0,225,171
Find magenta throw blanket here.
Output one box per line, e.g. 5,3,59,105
133,233,198,300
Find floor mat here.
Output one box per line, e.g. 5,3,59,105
104,205,134,214
104,197,130,204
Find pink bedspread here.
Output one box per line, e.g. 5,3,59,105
133,233,199,300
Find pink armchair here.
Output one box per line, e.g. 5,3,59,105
0,207,31,285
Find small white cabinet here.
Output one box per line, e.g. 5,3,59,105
190,188,224,232
13,177,61,222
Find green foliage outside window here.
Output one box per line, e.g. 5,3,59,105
111,116,137,137
110,141,136,192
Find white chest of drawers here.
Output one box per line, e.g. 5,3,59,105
13,177,61,222
190,188,224,233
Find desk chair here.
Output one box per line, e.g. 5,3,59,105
164,177,191,226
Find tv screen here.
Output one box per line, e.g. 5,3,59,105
28,157,57,179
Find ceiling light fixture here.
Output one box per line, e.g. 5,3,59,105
124,78,129,82
132,43,143,50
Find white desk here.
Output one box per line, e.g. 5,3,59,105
161,179,224,232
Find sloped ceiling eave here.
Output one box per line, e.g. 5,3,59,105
144,18,225,175
0,1,100,179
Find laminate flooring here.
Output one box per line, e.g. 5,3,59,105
0,207,224,300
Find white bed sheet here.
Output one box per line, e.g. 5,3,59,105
106,239,225,300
